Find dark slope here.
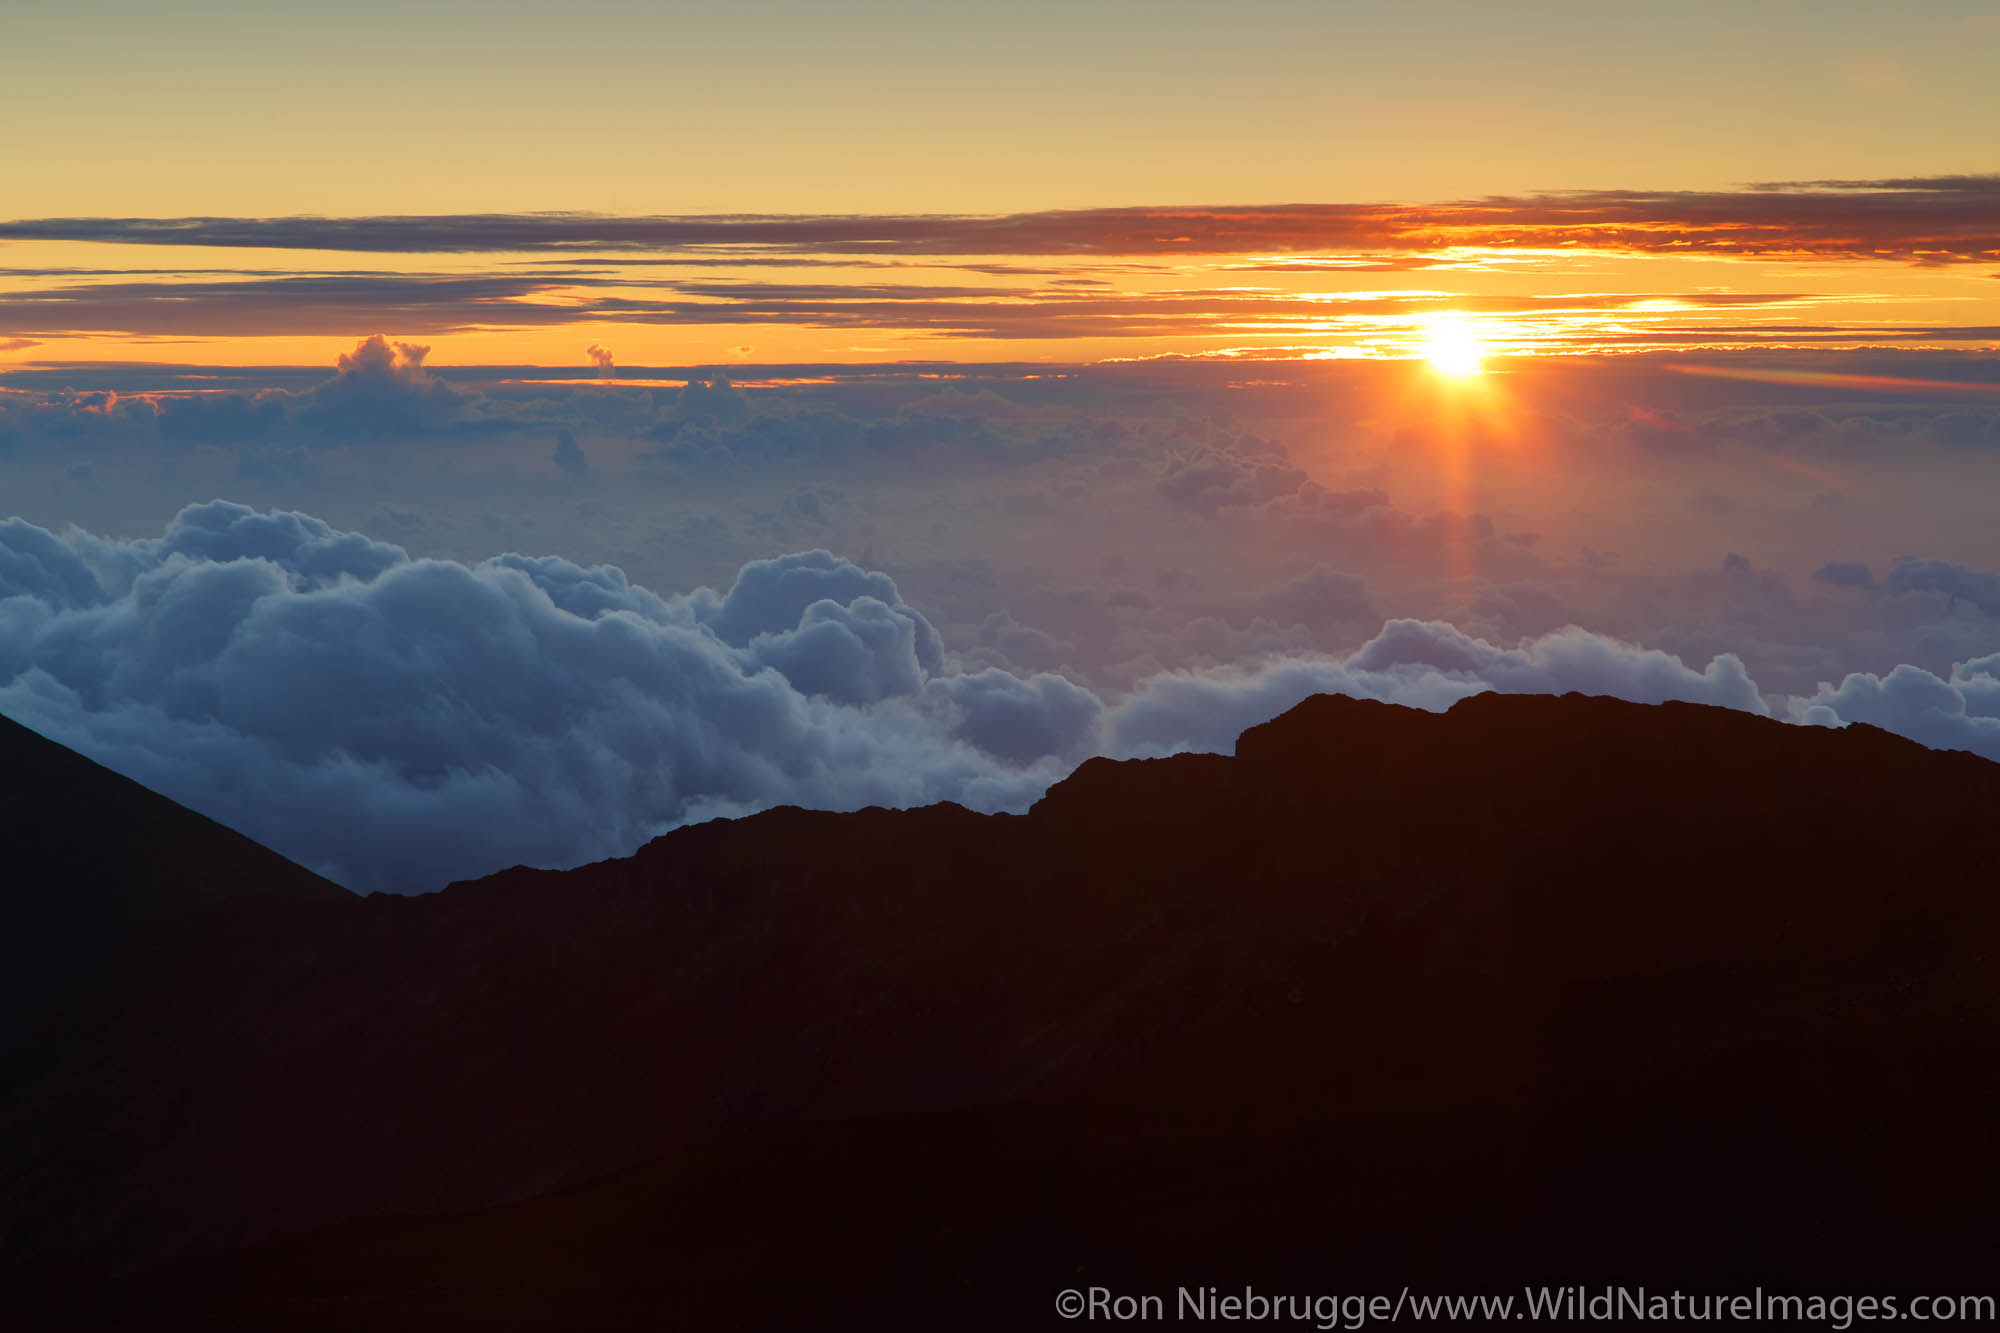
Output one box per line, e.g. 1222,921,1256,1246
6,693,2000,1328
0,710,348,1024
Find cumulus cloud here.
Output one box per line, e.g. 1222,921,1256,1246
1157,442,1309,513
1790,654,2000,762
295,334,472,438
3,504,1994,895
0,504,1084,893
2,350,1996,715
1106,619,1767,758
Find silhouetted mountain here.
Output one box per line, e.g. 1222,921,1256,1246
5,693,2000,1329
0,711,347,1029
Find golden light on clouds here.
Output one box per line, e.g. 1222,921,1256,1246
1,181,1998,370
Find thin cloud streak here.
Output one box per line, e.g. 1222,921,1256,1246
0,272,1828,342
4,176,1997,261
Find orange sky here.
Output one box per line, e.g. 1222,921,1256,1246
3,229,1995,370
5,2,1999,369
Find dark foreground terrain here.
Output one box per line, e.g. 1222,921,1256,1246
4,693,1999,1328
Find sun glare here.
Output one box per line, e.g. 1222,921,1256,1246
1421,315,1487,377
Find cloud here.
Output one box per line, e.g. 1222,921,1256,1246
586,343,615,378
1260,565,1375,630
5,346,1993,491
0,504,1092,893
1881,558,2000,618
1815,561,1877,590
5,500,1995,894
1812,557,2000,617
0,274,572,338
1106,619,1770,758
336,333,428,378
931,668,1103,765
1791,655,2000,762
5,176,1996,261
0,270,1832,342
0,349,1992,719
553,429,589,475
16,502,1965,898
7,338,2000,863
1157,443,1308,513
293,334,477,438
1158,446,1394,524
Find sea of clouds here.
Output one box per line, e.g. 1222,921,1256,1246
4,500,1995,893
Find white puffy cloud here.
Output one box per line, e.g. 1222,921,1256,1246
0,504,1082,893
1105,619,1767,758
294,335,475,439
697,549,945,673
1789,653,2000,762
1,503,1992,896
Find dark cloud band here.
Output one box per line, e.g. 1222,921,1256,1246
3,175,1997,261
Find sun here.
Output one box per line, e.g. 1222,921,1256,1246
1420,314,1487,377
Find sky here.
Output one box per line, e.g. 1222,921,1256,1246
12,1,2000,215
4,2,1999,891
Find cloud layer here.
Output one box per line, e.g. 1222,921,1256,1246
0,270,1838,344
6,176,1997,261
4,503,1991,895
6,340,2000,715
8,174,1997,358
0,504,1108,892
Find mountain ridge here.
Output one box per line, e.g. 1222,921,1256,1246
0,709,348,1028
5,691,1999,1326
